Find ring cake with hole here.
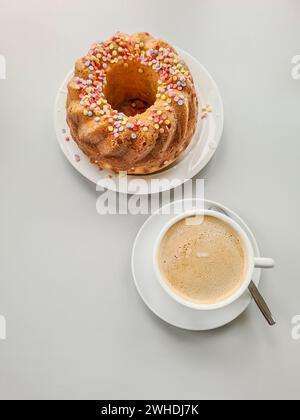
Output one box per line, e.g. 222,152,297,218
66,32,198,174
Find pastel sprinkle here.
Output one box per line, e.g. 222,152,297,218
74,154,80,162
202,104,213,116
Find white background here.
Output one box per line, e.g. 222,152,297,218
0,0,300,400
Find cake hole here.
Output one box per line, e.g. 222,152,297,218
104,62,159,117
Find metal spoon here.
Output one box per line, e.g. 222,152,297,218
209,205,276,326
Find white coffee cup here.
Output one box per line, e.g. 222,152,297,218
153,209,275,311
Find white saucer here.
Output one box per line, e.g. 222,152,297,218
131,199,262,331
54,48,224,195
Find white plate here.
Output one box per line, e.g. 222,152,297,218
54,48,224,195
132,199,262,331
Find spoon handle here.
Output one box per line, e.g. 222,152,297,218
248,281,276,326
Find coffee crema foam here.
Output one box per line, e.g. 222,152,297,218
158,216,248,305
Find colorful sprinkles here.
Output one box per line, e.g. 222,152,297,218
72,32,196,142
74,154,81,162
202,104,213,119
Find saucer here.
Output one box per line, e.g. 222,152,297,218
54,48,224,195
131,199,262,331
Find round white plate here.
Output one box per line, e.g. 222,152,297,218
54,48,224,195
132,199,262,331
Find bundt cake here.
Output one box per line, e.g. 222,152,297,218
66,32,198,174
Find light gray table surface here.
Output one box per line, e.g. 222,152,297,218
0,0,300,400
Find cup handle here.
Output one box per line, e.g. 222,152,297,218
254,257,275,269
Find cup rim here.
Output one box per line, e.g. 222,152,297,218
153,209,255,311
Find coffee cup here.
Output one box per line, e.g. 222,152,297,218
153,210,275,311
